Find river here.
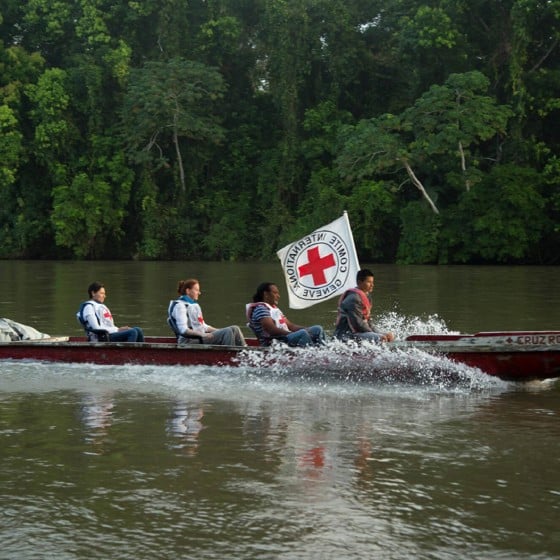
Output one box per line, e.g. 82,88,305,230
1,261,559,559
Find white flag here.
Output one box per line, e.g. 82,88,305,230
276,212,360,309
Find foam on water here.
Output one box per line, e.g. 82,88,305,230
0,357,507,404
234,340,502,392
230,312,502,392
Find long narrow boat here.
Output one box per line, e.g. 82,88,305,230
1,331,560,381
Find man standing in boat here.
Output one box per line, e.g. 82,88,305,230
333,269,394,343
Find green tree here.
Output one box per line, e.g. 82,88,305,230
0,11,48,256
122,57,226,195
337,71,512,216
25,68,73,168
1,0,558,262
541,156,560,263
442,164,547,263
337,113,441,214
397,202,441,264
120,57,227,258
0,105,22,192
51,137,133,258
404,71,512,192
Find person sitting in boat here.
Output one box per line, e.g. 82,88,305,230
333,269,394,344
168,279,246,346
77,282,145,343
246,282,325,347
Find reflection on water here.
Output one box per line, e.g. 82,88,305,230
80,392,115,452
0,361,559,558
167,401,205,456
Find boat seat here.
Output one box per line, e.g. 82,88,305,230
167,317,204,344
86,328,110,342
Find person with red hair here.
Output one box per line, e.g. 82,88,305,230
168,278,246,346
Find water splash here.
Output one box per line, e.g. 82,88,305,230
234,313,503,392
376,311,459,339
235,340,502,392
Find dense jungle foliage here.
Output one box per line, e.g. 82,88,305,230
1,0,559,263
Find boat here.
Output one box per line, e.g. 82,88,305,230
1,331,560,381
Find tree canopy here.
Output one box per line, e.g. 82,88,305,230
1,0,559,263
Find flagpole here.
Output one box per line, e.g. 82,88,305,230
342,211,361,271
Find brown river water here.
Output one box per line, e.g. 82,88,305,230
1,261,559,559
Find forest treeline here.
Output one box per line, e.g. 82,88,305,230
1,0,559,263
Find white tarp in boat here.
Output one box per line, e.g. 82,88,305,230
0,318,50,342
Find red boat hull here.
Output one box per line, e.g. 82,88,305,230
0,337,245,367
1,332,560,381
402,331,560,381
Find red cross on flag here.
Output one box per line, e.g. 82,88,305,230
276,212,360,309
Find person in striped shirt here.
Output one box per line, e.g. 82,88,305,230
246,282,325,347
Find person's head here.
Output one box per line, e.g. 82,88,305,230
253,282,280,305
177,279,201,301
88,281,106,303
356,269,374,294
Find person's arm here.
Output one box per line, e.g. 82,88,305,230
186,304,214,340
368,320,395,342
191,304,216,333
173,303,199,337
284,318,307,332
202,315,216,333
261,316,292,337
83,304,102,330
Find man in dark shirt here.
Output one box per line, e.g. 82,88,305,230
333,269,394,343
